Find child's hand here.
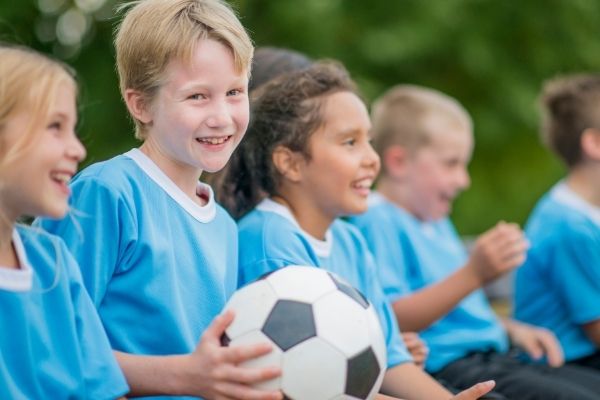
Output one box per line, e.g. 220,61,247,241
401,332,428,369
505,318,564,367
467,222,528,285
180,310,283,400
451,380,495,399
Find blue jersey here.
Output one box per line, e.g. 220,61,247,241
237,198,412,369
350,192,508,373
0,225,127,399
515,182,600,361
38,149,237,399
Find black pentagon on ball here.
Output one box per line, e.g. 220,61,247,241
220,332,231,347
262,300,316,351
328,272,369,309
345,346,381,399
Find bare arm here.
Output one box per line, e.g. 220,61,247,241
116,311,282,399
381,362,494,400
583,319,600,348
393,222,527,332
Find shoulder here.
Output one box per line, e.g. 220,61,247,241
16,225,78,275
71,154,142,195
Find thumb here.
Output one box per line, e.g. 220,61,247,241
453,380,495,400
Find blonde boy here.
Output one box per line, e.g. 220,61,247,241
514,74,600,371
350,85,600,399
38,1,281,399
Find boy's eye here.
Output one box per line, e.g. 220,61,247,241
227,88,243,96
189,93,207,100
343,138,356,146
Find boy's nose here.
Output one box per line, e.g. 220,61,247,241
457,167,470,189
364,143,381,172
205,100,233,129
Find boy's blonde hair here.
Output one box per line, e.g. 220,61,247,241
540,73,600,167
0,44,76,169
371,85,472,171
115,0,254,139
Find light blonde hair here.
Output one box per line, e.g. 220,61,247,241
371,84,472,171
115,0,254,139
0,44,76,170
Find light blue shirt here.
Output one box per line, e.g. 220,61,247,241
350,192,508,373
515,182,600,361
38,149,238,400
0,225,128,399
237,199,412,368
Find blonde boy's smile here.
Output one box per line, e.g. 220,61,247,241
139,38,249,198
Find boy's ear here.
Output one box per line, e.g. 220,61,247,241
581,128,600,161
124,89,153,124
383,145,410,179
272,145,304,183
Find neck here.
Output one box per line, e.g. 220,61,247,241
0,219,18,269
377,175,414,214
139,141,206,206
566,164,600,207
272,191,333,241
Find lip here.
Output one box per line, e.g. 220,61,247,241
195,135,234,151
351,176,375,197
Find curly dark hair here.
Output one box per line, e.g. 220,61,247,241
218,60,358,219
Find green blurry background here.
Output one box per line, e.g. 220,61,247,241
3,0,600,235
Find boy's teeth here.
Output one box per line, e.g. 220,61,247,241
198,136,228,145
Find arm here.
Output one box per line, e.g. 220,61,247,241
502,318,564,367
393,222,527,331
583,319,600,347
381,362,494,400
116,311,282,399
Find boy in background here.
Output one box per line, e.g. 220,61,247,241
350,84,600,399
514,74,600,371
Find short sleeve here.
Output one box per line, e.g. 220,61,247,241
37,176,137,306
551,224,600,324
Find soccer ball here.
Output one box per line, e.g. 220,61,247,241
221,266,387,400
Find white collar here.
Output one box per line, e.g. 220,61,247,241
257,198,333,257
551,181,600,227
0,229,33,292
124,148,216,223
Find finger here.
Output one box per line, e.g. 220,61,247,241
214,382,283,400
402,331,418,341
223,342,276,364
214,363,281,385
453,380,495,400
203,310,236,343
521,337,544,361
536,330,564,367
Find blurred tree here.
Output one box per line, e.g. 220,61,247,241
2,0,600,234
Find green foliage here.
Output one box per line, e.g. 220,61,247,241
3,0,600,234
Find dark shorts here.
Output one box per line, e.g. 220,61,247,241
432,350,600,400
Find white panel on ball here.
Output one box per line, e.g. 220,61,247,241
281,337,347,400
265,265,336,303
313,291,370,358
225,279,278,338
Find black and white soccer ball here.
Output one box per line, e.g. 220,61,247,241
221,265,387,400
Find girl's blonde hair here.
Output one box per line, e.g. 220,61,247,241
0,44,77,170
115,0,254,139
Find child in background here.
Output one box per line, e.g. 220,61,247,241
514,74,600,371
350,84,600,399
220,61,495,400
37,0,281,398
0,44,128,399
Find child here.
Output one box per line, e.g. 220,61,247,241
0,44,128,399
514,74,600,371
37,0,281,398
220,61,495,400
350,84,600,399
